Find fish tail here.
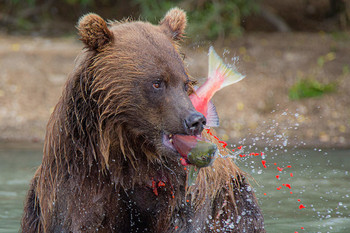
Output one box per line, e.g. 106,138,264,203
208,46,245,90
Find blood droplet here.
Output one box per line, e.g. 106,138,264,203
290,191,293,194
287,165,292,168
276,175,280,179
285,183,291,189
261,160,267,168
299,204,305,209
218,140,227,148
264,193,267,195
277,186,282,190
237,146,242,150
290,173,294,177
152,185,158,196
151,180,158,196
297,199,301,202
277,167,283,171
274,163,277,165
181,159,188,166
301,227,304,229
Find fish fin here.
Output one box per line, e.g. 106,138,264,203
205,101,219,127
208,46,246,89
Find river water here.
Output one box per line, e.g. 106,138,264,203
0,145,349,232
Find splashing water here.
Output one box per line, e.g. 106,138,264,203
210,108,350,232
185,49,350,231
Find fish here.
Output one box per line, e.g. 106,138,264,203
171,47,245,186
173,46,246,167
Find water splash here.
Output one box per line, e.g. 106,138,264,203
210,108,350,232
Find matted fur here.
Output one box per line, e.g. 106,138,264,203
21,8,265,233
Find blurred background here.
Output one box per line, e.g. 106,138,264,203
0,1,350,232
0,0,349,148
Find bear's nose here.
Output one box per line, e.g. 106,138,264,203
184,112,206,135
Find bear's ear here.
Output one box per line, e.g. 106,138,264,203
77,13,114,50
159,7,187,41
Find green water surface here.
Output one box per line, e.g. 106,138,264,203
0,145,349,232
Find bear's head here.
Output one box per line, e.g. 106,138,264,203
76,8,206,167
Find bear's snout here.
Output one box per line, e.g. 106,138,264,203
184,111,206,135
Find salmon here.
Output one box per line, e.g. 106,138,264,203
173,47,245,167
172,47,245,185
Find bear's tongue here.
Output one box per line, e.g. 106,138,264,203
171,135,198,166
172,135,197,155
163,134,194,165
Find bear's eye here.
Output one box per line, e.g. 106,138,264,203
152,80,163,90
184,82,189,92
185,80,196,95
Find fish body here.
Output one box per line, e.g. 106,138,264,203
172,47,245,185
172,47,245,163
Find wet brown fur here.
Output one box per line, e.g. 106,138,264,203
21,8,264,233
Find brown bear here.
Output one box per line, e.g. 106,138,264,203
21,8,265,233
